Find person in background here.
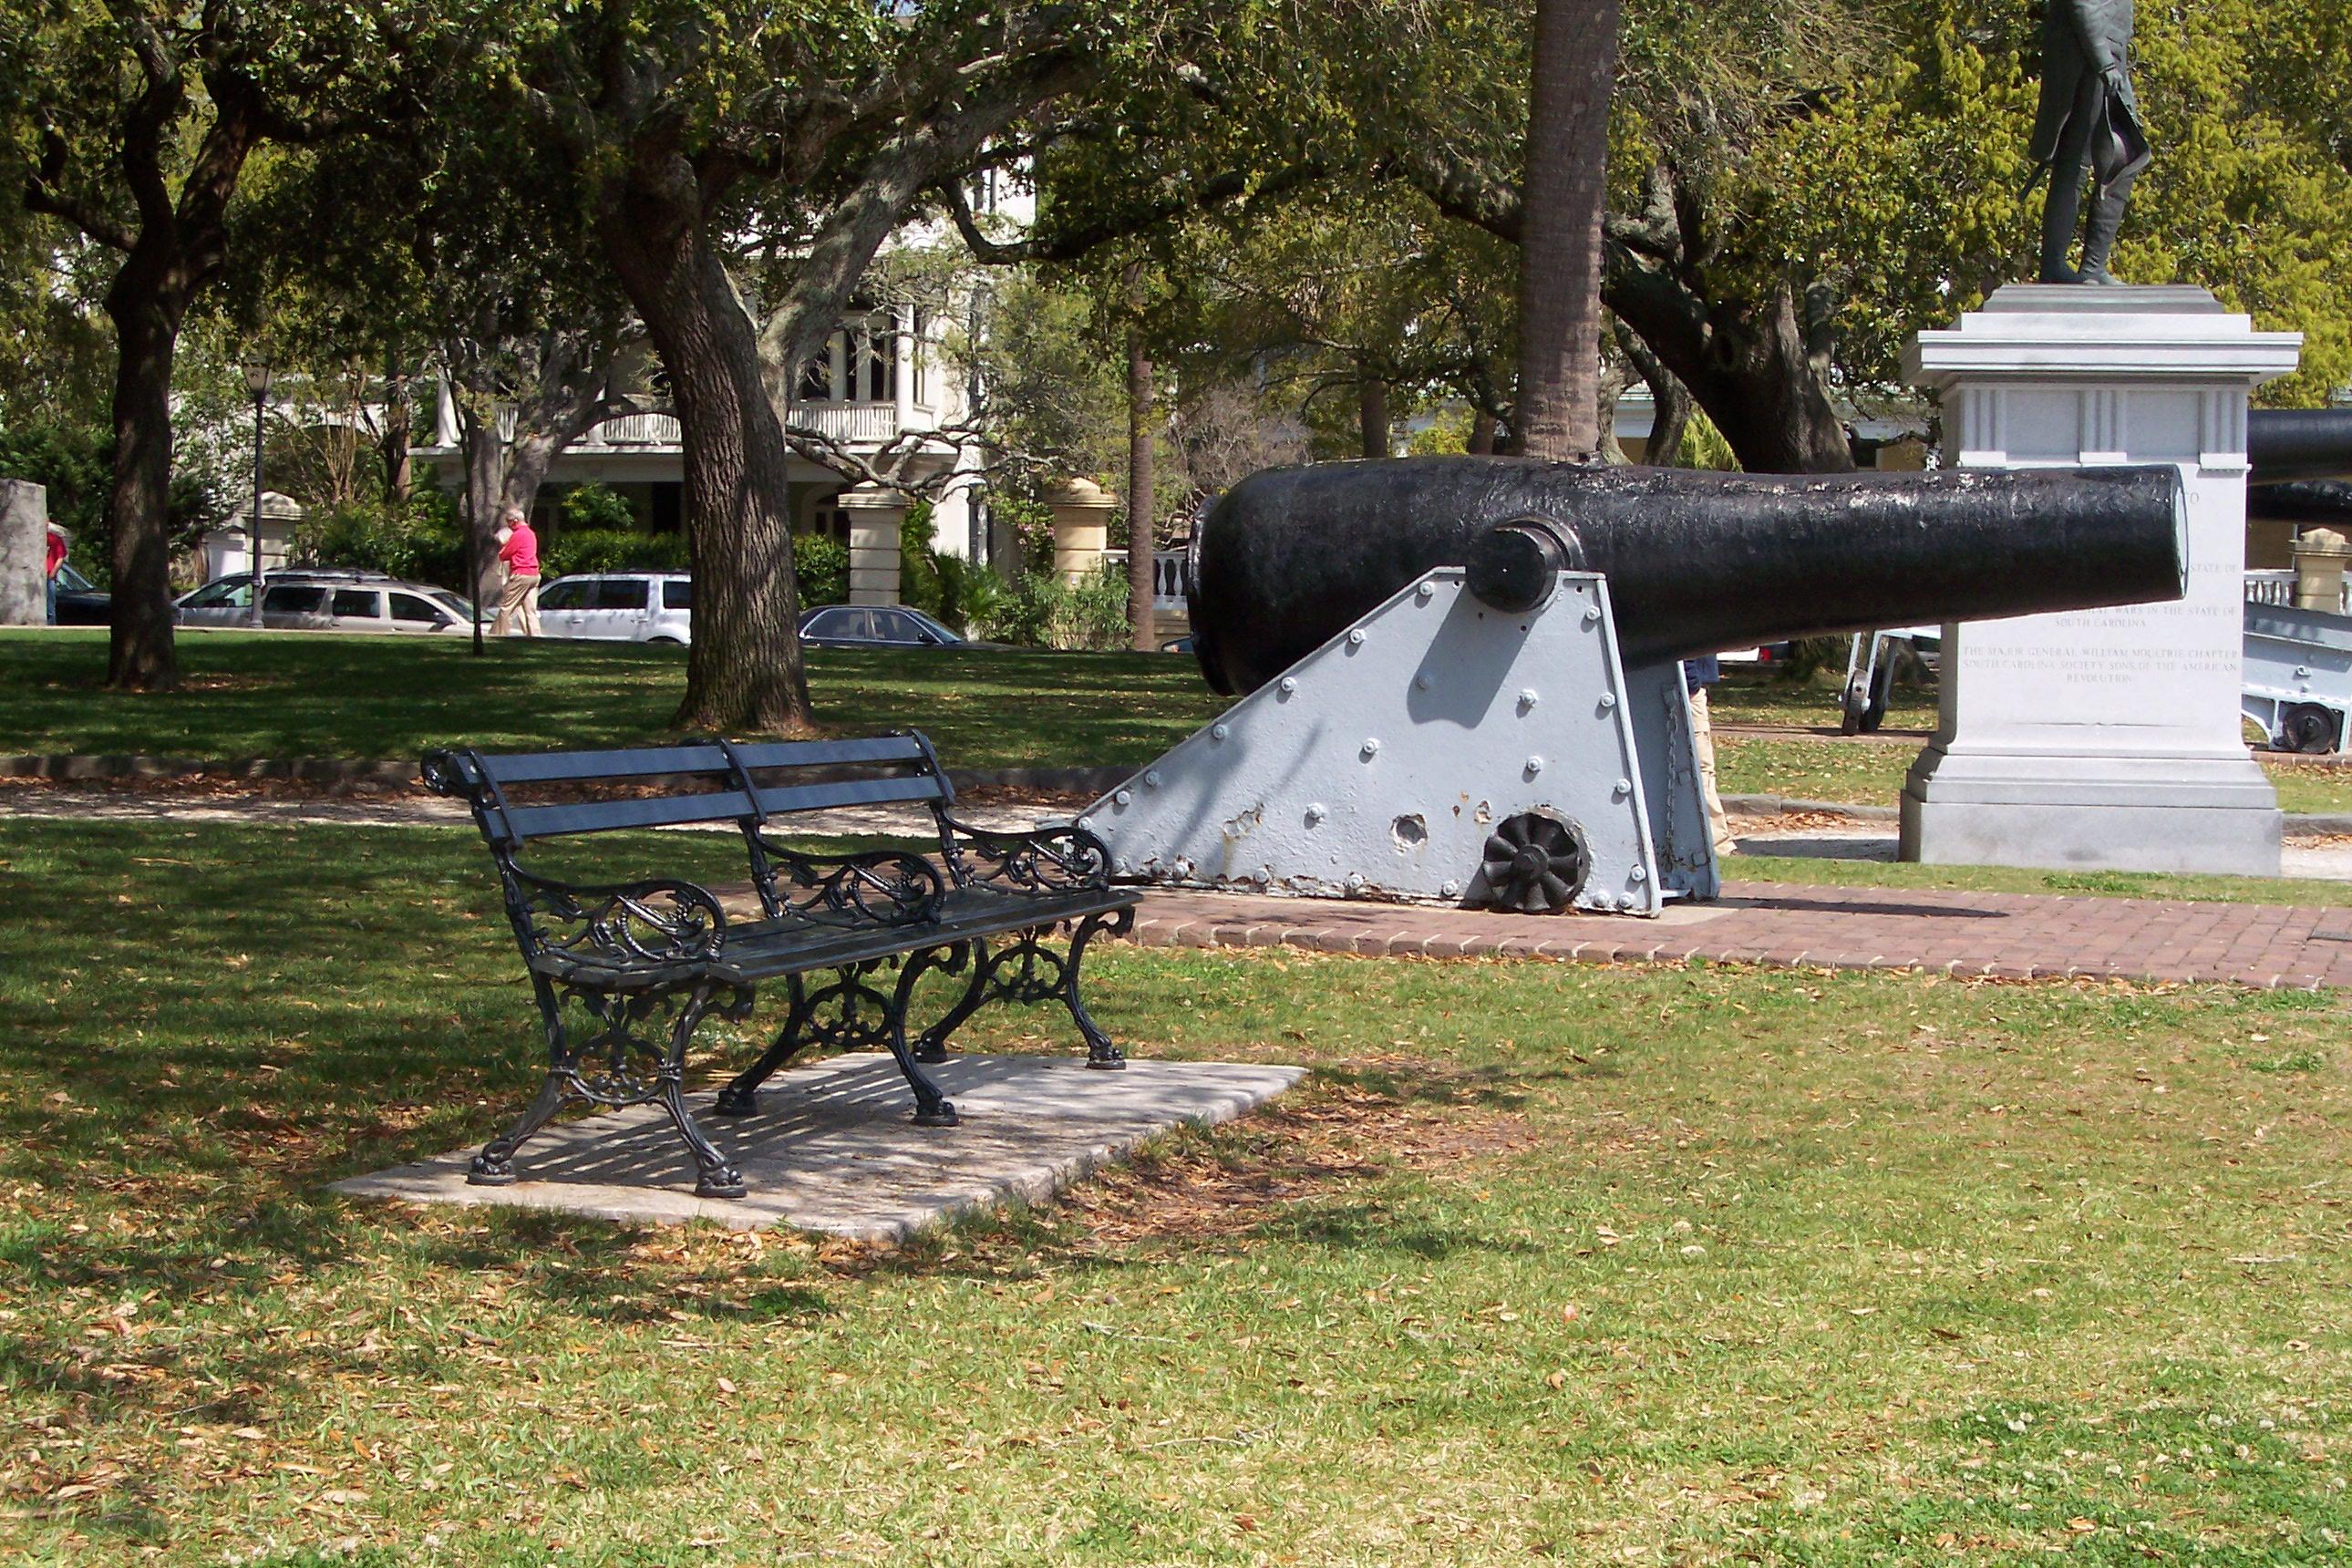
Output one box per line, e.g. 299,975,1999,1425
43,523,67,625
490,508,542,637
1684,655,1737,858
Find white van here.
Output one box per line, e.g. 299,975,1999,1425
532,573,694,644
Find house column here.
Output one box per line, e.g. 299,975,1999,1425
840,485,905,605
1044,478,1114,585
1899,284,2302,875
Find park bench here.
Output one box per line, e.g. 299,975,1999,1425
421,734,1139,1198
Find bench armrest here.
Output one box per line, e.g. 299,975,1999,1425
511,870,728,971
940,815,1114,894
750,839,945,926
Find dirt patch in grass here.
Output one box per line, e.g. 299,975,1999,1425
1063,1075,1535,1249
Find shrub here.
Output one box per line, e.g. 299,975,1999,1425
979,562,1130,650
542,528,690,578
900,500,945,617
791,533,848,607
559,482,639,532
296,491,468,589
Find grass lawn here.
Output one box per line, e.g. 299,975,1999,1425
10,631,2352,814
4,817,2347,1564
0,630,1228,772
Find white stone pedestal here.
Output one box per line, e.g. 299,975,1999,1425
839,486,906,606
1900,284,2302,875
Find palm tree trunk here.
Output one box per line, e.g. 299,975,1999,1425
1126,331,1156,651
1512,0,1622,463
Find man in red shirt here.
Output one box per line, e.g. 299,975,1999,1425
44,524,67,625
490,509,543,636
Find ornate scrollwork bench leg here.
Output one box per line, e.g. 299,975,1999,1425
712,952,964,1127
469,977,755,1200
912,911,1134,1070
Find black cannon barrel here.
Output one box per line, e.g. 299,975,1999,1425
2250,480,2352,528
2250,409,2352,486
1186,458,2187,696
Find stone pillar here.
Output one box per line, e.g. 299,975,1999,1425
1044,478,1113,585
0,480,46,625
2291,528,2349,612
839,486,906,605
1900,284,2303,875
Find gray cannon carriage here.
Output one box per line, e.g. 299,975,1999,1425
1078,458,2188,916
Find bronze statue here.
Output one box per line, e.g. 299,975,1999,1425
2029,0,2151,284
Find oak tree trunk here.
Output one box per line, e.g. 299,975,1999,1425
1467,411,1500,455
1512,0,1621,463
1608,272,1851,472
602,188,812,734
101,244,189,692
1125,331,1156,652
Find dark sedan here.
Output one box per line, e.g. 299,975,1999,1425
50,562,108,624
797,604,966,648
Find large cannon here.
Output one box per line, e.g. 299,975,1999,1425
2250,407,2352,487
1078,458,2187,916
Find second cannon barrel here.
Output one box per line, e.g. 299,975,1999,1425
1185,458,2188,696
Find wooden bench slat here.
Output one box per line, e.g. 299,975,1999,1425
471,744,734,785
747,774,947,819
728,736,934,769
500,789,758,838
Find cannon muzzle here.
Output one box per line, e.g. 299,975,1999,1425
1186,459,2188,696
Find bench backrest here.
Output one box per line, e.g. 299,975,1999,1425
421,734,954,847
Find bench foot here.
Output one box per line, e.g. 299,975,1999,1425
695,1169,749,1200
467,1154,519,1185
710,1085,761,1118
912,1100,961,1128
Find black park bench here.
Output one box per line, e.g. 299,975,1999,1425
421,734,1140,1198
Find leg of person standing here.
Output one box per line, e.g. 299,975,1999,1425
1689,686,1736,858
490,564,515,635
515,574,542,637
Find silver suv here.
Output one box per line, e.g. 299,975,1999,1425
176,570,477,634
532,573,694,644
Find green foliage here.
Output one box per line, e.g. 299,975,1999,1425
980,563,1132,651
296,490,469,589
0,415,225,589
558,483,640,533
899,500,945,617
542,529,691,579
929,551,994,633
1752,0,2352,403
791,534,849,608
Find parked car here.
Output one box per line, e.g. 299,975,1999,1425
796,604,965,648
175,570,475,634
50,562,109,625
532,573,694,644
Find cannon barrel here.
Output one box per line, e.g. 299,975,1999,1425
1186,459,2187,696
2250,409,2352,486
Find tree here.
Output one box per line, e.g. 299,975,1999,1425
503,2,1155,732
1513,0,1622,462
5,4,427,688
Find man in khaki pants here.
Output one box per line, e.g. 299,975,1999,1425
1686,657,1737,859
490,509,543,636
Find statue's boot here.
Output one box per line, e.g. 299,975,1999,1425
2037,174,2084,284
2077,188,2130,285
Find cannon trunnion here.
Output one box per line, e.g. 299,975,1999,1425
1082,457,2190,917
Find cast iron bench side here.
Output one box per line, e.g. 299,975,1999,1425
420,734,1137,1199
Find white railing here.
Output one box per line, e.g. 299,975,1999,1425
786,403,901,445
581,413,682,447
1101,548,1189,613
2245,569,2352,614
577,404,920,449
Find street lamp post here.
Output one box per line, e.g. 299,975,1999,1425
240,359,274,629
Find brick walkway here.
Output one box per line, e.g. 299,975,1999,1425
1128,882,2352,992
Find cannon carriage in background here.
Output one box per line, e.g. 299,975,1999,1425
1078,457,2189,917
